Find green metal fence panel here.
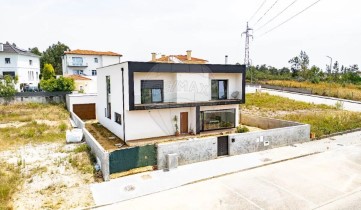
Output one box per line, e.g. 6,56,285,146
109,144,157,174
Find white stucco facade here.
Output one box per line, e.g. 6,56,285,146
97,62,245,141
0,43,40,91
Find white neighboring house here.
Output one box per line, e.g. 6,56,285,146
0,42,40,91
97,61,246,142
62,49,122,93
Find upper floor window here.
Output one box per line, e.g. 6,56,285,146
106,76,111,94
29,60,32,65
75,70,84,75
211,80,228,100
72,57,83,66
5,58,10,64
141,80,164,104
92,70,97,76
94,58,98,63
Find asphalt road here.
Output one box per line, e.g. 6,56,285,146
98,144,361,210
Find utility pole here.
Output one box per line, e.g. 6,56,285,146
326,56,333,74
242,22,253,83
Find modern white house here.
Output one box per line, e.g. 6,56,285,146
0,42,40,91
97,61,246,142
62,49,122,93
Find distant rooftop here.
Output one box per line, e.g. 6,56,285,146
65,74,92,81
150,50,208,64
65,49,122,56
0,42,39,57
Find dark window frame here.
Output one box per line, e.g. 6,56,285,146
92,70,97,76
115,112,122,125
5,58,11,64
106,76,111,119
94,58,98,63
211,80,228,100
141,80,164,104
200,108,236,132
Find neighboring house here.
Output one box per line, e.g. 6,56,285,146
0,42,40,91
151,50,208,64
65,74,95,93
62,49,122,93
97,61,245,142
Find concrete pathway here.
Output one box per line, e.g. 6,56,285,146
98,143,361,210
90,131,361,206
262,89,361,112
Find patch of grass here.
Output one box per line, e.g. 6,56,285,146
69,144,95,174
0,162,22,210
236,125,250,133
261,80,361,101
58,122,68,132
86,123,124,151
281,111,361,138
73,144,90,153
243,93,334,111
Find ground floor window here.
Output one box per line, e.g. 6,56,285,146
201,109,235,131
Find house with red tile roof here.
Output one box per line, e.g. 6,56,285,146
61,49,122,93
150,50,208,64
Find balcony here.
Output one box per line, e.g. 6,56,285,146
67,62,88,67
133,99,242,110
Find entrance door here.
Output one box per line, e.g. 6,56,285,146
180,112,188,134
217,136,229,156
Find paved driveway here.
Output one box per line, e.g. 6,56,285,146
98,144,361,210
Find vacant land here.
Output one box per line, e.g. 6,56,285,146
261,80,361,101
0,103,95,209
242,93,361,137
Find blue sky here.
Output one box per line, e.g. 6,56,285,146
1,0,360,69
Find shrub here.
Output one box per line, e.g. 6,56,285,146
42,63,55,80
0,75,17,97
236,125,249,133
40,77,75,92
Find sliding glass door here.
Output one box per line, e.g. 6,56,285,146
201,109,236,131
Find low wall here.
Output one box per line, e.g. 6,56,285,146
83,128,110,181
66,93,97,112
157,137,217,170
70,111,85,129
0,92,70,104
228,124,310,156
70,112,110,181
241,114,301,129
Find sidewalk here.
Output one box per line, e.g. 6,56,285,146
90,131,361,206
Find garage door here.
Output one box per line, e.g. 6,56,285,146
73,104,96,120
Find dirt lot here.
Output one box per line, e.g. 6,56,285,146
0,103,96,209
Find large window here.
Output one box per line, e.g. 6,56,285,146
211,80,228,100
72,57,83,66
141,80,163,104
201,109,235,131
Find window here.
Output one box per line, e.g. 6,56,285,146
36,72,39,81
72,57,83,66
201,109,236,131
75,70,84,75
115,113,122,125
5,58,10,64
94,58,98,63
211,80,228,100
106,76,111,119
141,80,164,104
92,70,97,76
29,60,32,65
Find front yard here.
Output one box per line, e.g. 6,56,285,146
0,103,96,209
242,93,361,137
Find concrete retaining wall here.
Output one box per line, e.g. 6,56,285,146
0,92,69,104
70,111,85,129
83,128,110,181
228,124,310,156
157,137,217,170
241,114,301,129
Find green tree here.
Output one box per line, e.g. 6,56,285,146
42,63,56,80
40,77,75,92
41,42,70,75
29,47,42,56
0,75,17,97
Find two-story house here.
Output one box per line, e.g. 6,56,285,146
150,50,208,64
97,61,245,142
62,49,122,93
0,42,40,91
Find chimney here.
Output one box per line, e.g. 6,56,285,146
151,52,156,62
186,50,192,61
225,55,228,64
0,43,3,52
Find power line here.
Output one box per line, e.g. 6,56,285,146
260,0,322,36
249,0,267,23
256,0,298,31
254,0,280,27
